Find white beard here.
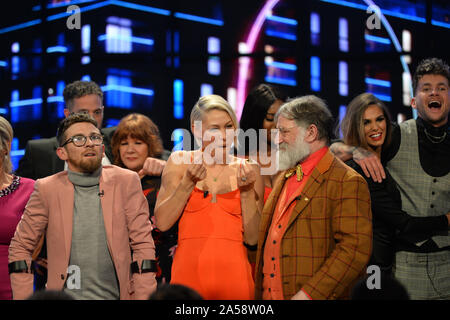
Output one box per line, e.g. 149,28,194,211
277,129,311,170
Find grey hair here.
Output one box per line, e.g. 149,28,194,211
0,116,13,173
275,95,334,144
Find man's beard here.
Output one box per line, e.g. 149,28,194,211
277,130,310,171
69,154,102,173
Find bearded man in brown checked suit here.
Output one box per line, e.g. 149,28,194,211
255,95,372,300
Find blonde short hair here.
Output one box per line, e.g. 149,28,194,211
190,94,238,130
0,116,13,173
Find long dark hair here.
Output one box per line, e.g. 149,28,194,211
238,84,286,155
340,93,392,150
239,84,286,132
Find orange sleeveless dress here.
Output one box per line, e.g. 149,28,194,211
170,187,254,300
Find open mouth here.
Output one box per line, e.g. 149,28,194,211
369,132,383,141
370,133,382,138
428,101,441,109
84,152,96,157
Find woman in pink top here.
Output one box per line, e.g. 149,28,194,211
0,116,34,300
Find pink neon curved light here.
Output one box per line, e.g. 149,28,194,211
236,0,280,120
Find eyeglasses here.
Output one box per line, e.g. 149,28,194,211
61,134,103,147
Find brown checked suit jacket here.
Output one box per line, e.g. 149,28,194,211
9,165,157,300
255,150,372,300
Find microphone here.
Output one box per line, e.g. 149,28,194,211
203,191,209,198
98,190,105,197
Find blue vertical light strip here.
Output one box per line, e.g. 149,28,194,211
32,39,42,54
11,42,20,53
82,25,91,53
121,77,132,108
338,105,347,138
208,57,221,75
12,137,19,150
310,12,320,46
10,137,23,172
81,56,91,64
166,30,172,52
12,56,19,75
201,84,213,96
174,31,180,68
105,75,134,109
174,32,180,52
57,33,66,69
106,75,118,108
207,36,221,76
58,56,65,68
174,79,184,119
32,86,42,120
310,13,320,33
310,56,321,91
339,61,348,96
57,81,65,118
339,17,349,52
166,30,172,67
208,37,220,54
11,90,19,123
172,128,185,151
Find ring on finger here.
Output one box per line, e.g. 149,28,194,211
241,177,247,182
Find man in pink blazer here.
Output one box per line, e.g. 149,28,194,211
9,113,157,300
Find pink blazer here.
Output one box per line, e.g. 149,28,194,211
9,165,157,300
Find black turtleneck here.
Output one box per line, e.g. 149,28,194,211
382,117,450,177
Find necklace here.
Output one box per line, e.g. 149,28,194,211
0,175,19,198
424,128,447,144
209,165,227,182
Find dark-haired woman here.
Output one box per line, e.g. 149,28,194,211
239,83,287,201
341,93,449,275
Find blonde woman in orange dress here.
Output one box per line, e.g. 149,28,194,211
154,94,264,300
